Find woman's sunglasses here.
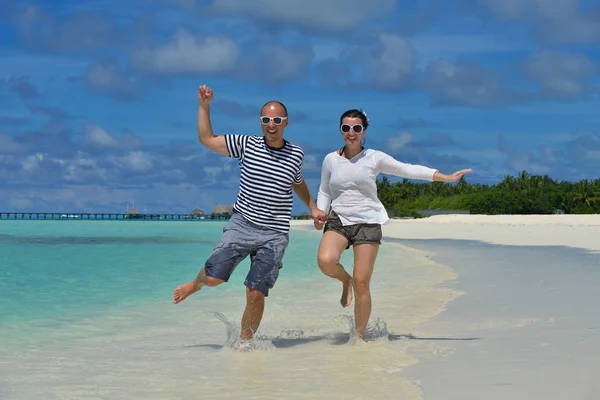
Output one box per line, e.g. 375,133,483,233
341,124,364,133
260,116,288,125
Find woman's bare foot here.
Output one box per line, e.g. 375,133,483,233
172,280,202,304
340,278,353,308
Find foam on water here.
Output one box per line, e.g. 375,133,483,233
0,221,461,399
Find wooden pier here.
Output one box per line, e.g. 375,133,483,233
0,212,307,221
0,212,229,221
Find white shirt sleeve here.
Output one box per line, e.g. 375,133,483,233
316,155,332,213
374,151,438,181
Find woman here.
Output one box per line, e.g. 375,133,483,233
315,109,472,341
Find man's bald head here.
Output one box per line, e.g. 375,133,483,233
259,100,288,148
261,101,288,117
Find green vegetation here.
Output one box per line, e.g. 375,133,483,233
377,171,600,216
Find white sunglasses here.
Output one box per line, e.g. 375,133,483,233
341,124,364,133
260,116,288,125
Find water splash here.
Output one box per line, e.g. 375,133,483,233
211,312,275,352
277,329,306,339
335,314,391,344
212,312,239,347
366,317,390,342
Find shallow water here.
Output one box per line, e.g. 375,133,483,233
0,221,460,399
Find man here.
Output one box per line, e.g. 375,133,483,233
173,84,326,343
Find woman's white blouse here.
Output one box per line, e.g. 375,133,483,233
316,149,438,226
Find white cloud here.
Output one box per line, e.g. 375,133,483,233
84,61,140,99
480,0,600,43
132,29,240,75
21,155,39,171
365,34,415,89
386,132,414,152
0,134,21,154
525,50,596,99
302,154,320,173
63,152,106,183
118,151,153,172
411,34,528,66
84,124,119,148
243,43,314,82
422,58,512,106
210,0,395,31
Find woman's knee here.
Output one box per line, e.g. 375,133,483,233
353,276,370,296
317,252,339,272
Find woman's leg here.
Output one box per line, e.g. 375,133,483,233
317,231,354,307
352,243,380,340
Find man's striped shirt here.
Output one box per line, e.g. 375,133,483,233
224,134,304,233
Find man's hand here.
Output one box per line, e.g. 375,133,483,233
314,219,325,230
198,85,214,106
311,207,327,230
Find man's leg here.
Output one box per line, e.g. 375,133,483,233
239,231,289,340
317,231,353,307
240,286,265,340
173,214,251,304
172,268,224,304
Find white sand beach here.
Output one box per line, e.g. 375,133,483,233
293,213,600,250
382,214,600,251
292,214,600,399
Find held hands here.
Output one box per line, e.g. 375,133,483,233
311,208,328,230
198,85,214,106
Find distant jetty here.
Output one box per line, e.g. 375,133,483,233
0,204,312,221
0,212,227,221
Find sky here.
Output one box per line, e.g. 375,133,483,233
1,0,599,214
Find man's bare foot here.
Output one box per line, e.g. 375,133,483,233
173,280,201,304
340,278,353,308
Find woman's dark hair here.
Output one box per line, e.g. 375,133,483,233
339,109,369,129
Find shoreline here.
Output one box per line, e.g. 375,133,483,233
381,214,600,252
291,214,600,251
289,219,465,397
290,214,600,398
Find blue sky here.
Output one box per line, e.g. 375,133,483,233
1,0,599,214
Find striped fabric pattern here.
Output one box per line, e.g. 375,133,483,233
224,134,304,232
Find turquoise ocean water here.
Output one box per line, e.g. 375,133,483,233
0,220,325,345
0,220,449,400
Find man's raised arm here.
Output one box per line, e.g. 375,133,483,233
197,85,229,156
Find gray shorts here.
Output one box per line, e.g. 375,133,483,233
204,212,289,296
324,210,382,249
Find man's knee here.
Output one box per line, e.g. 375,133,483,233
246,286,265,304
199,267,226,287
205,276,224,287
